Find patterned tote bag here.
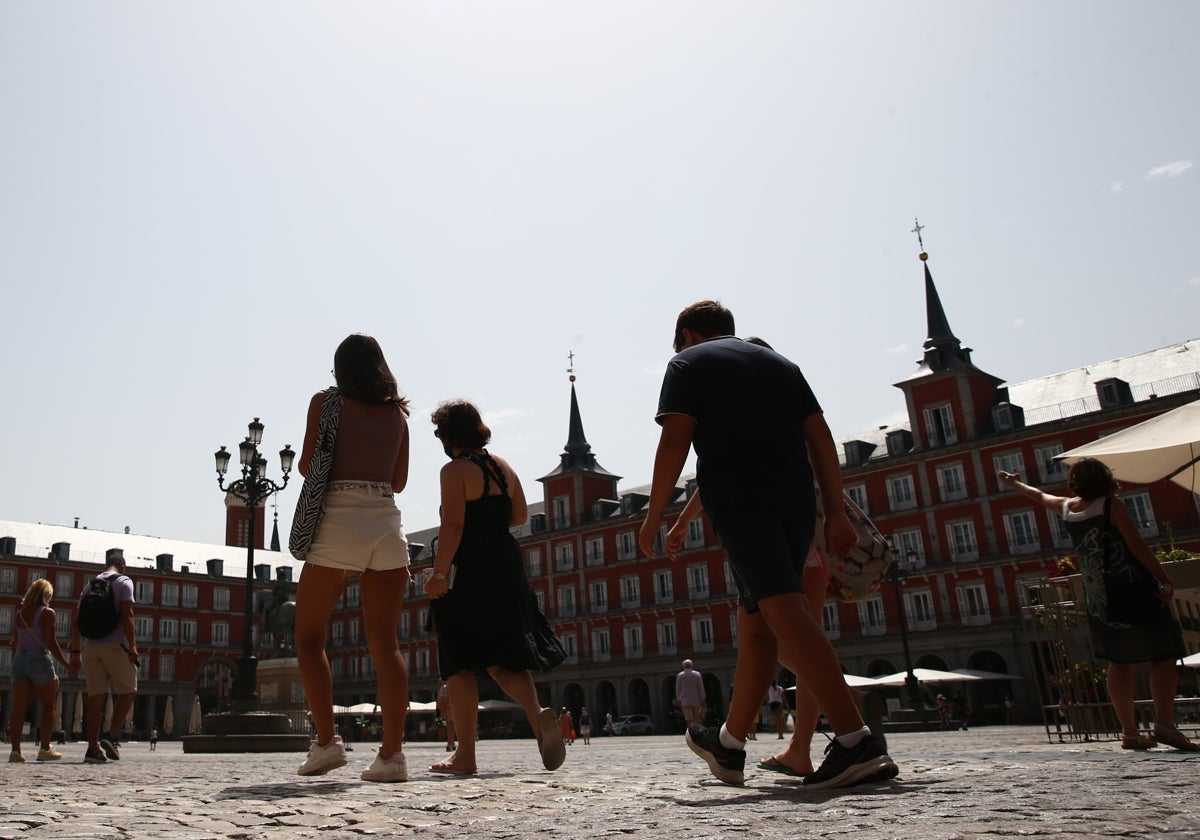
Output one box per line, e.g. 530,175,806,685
288,387,341,561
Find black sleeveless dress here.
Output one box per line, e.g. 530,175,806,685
430,451,565,677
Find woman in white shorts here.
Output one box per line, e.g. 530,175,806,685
294,334,413,782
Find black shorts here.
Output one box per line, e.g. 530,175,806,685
717,508,814,615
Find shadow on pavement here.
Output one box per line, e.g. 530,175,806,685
215,780,353,800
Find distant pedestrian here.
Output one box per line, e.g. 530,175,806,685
674,660,706,725
8,578,74,763
1001,463,1197,751
579,707,592,745
149,728,158,750
768,680,787,739
559,708,575,745
604,711,615,736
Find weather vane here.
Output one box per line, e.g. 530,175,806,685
912,217,928,261
567,350,576,383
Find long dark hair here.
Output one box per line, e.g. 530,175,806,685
333,334,411,415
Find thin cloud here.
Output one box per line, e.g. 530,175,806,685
1147,160,1193,179
1011,317,1026,329
883,342,908,355
1110,180,1125,194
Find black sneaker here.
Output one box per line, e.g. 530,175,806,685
803,733,896,790
685,724,746,786
84,747,107,764
100,737,121,761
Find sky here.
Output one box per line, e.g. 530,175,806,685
1,1,1197,548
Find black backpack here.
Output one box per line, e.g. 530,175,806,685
77,573,125,640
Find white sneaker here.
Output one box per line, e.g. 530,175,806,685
360,750,408,782
37,748,64,761
297,736,347,776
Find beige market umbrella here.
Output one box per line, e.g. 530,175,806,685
1058,398,1200,493
1181,652,1200,668
163,696,174,736
188,696,203,735
785,673,880,692
72,693,83,736
867,668,983,687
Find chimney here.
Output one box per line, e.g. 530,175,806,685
206,558,224,577
50,542,71,562
254,563,271,582
0,536,15,555
155,553,174,572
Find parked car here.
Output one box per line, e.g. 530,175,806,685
612,714,655,736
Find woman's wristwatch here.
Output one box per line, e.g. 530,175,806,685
1158,581,1174,594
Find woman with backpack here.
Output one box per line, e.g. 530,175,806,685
8,579,73,762
293,334,414,781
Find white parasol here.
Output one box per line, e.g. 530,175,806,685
163,696,174,736
1057,398,1200,493
54,693,63,733
72,693,84,735
785,673,880,691
952,668,1020,681
188,695,203,735
867,668,984,687
1181,652,1200,669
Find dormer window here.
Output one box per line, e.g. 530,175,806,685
923,404,958,446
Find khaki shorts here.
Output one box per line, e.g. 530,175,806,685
305,485,410,572
83,642,138,696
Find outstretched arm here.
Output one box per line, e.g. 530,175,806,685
998,471,1071,512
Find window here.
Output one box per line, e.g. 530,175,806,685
657,621,677,655
527,549,542,577
1046,510,1072,548
993,452,1026,488
0,605,13,635
895,530,926,569
158,654,175,682
887,474,917,511
654,570,673,604
55,609,71,637
416,649,430,676
729,613,739,644
685,517,705,548
624,624,643,658
557,585,576,617
617,532,637,561
555,542,575,571
946,520,979,563
688,564,710,599
331,622,344,646
135,617,152,642
592,628,611,661
212,622,229,646
1003,510,1040,553
936,463,968,502
182,584,199,608
0,649,10,675
653,524,668,555
906,589,937,630
924,403,958,446
213,588,230,611
535,591,545,613
1122,492,1158,537
1035,443,1067,483
1016,576,1047,608
585,537,605,566
590,581,608,613
553,496,570,529
858,596,886,634
418,609,429,635
27,568,46,588
845,484,868,513
400,613,411,638
621,576,641,608
821,601,840,638
724,561,737,595
0,568,15,593
349,618,361,645
691,616,714,652
957,583,991,625
348,656,360,680
55,573,74,599
331,658,344,679
136,581,155,604
161,583,179,607
181,619,197,644
346,583,361,607
561,633,578,664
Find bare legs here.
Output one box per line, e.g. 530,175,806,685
295,564,349,746
7,681,32,754
436,666,550,772
360,567,410,756
1110,658,1183,740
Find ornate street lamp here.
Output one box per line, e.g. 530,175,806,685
886,543,923,709
214,419,294,710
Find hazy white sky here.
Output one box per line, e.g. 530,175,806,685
2,1,1197,547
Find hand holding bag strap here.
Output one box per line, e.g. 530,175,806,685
288,388,342,561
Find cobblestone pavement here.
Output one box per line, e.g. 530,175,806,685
3,726,1199,839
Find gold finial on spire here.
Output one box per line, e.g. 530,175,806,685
912,217,928,261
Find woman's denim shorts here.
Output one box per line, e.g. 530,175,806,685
12,649,58,686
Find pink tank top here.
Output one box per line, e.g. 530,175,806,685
16,605,49,652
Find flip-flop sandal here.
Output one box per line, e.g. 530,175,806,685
538,708,566,771
1121,735,1157,750
1153,728,1200,752
430,761,476,776
757,756,805,777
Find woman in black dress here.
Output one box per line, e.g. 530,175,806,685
424,400,566,775
1000,459,1196,751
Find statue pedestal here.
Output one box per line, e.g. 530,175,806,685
181,658,310,753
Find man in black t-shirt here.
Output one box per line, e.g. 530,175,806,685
639,300,896,790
